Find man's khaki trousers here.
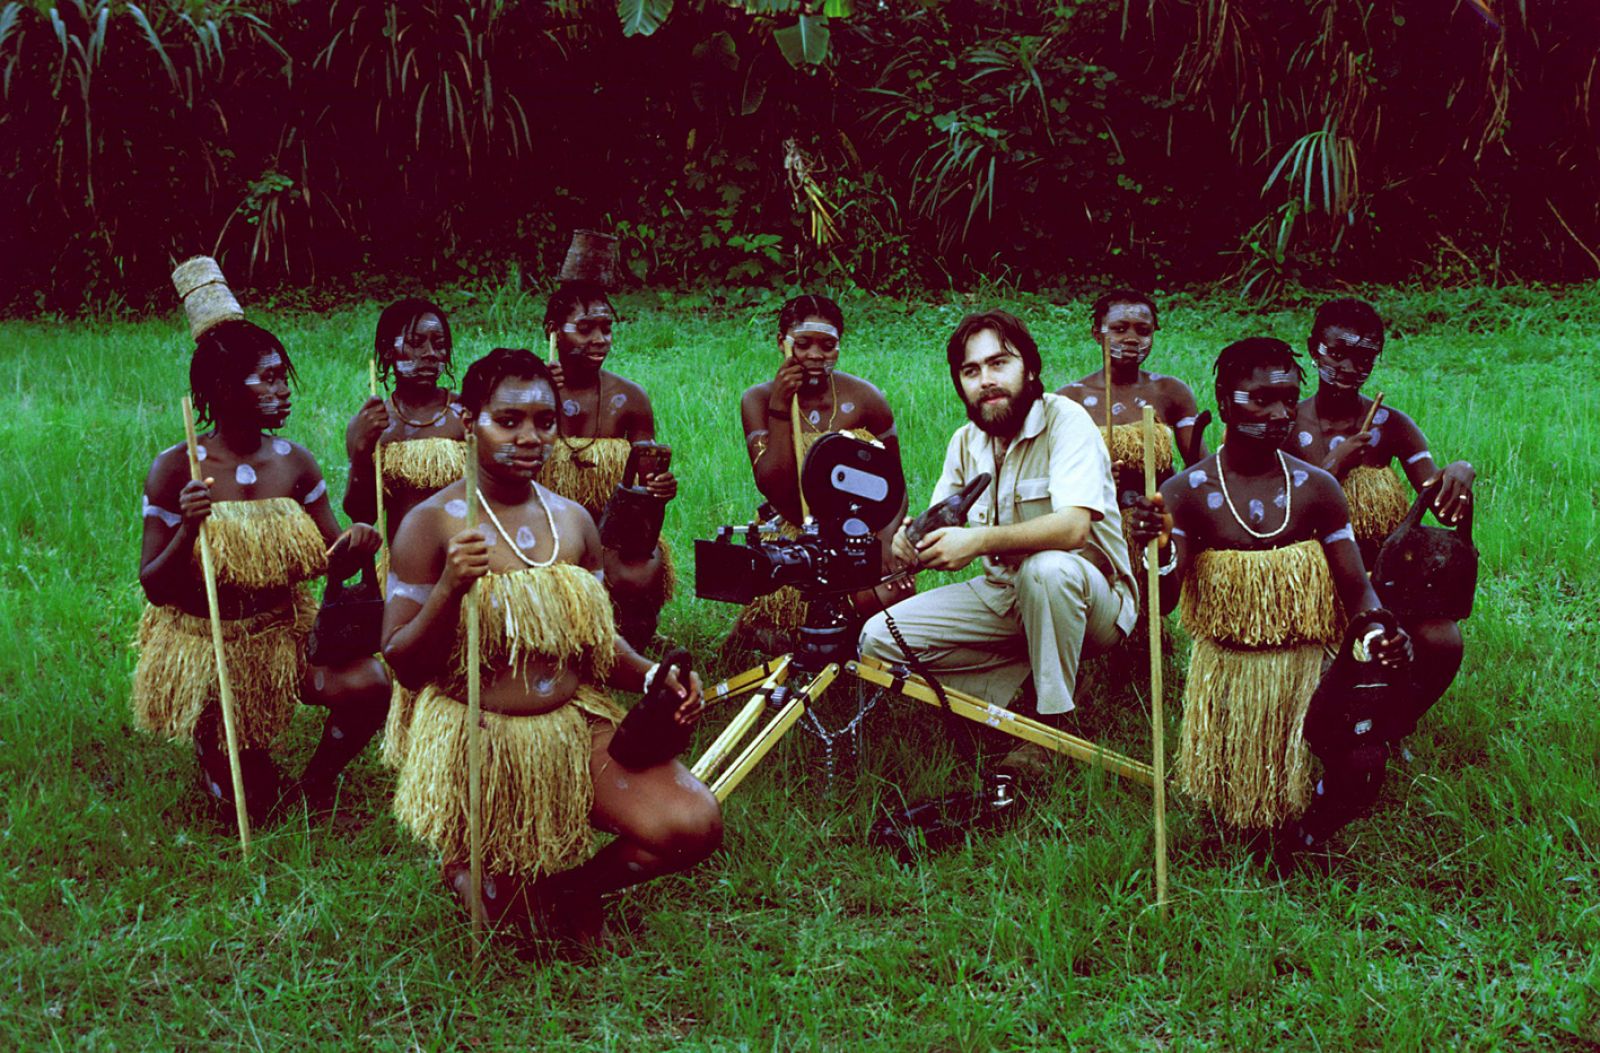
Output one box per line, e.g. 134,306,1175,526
858,550,1125,715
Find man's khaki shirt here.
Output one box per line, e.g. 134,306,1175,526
929,392,1139,636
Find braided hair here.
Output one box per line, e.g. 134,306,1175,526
374,298,454,385
190,320,297,428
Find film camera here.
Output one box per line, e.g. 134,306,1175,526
696,433,905,669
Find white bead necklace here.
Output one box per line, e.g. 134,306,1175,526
475,486,560,568
1216,444,1292,540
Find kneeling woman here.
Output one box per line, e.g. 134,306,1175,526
135,320,390,818
382,348,721,940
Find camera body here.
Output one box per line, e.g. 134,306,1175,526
695,433,906,668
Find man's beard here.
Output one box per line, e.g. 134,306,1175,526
966,387,1034,438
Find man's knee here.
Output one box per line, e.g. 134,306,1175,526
859,611,897,661
1018,549,1091,599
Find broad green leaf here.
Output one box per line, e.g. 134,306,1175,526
618,0,673,38
774,14,829,68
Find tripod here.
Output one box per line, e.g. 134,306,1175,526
691,596,1155,801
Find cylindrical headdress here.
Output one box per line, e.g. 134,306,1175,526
557,230,619,287
171,256,244,340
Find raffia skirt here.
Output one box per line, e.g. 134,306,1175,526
130,592,317,750
392,684,624,877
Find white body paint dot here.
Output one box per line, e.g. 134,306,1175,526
330,725,345,740
1329,435,1345,449
235,464,257,485
1292,470,1309,487
272,439,292,456
516,526,538,550
1248,498,1265,521
1369,427,1382,445
1083,395,1099,407
1134,397,1148,407
196,445,207,461
840,401,855,414
1374,408,1390,424
1112,402,1125,414
1206,492,1224,509
610,393,627,409
808,410,821,424
313,670,325,691
445,499,468,519
1298,431,1313,447
1188,470,1208,488
562,399,580,416
1273,491,1287,508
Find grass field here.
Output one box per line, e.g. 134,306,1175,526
2,284,1597,1050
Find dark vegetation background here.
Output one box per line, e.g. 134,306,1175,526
3,0,1599,316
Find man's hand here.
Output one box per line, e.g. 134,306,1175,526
327,523,382,578
890,518,919,568
1321,430,1374,480
914,525,983,572
345,396,390,460
1125,493,1171,551
439,527,490,597
1426,462,1475,525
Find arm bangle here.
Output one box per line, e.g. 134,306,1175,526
1157,543,1179,577
642,661,662,694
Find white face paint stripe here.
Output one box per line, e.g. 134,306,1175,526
1231,391,1250,404
1323,524,1355,545
142,496,181,527
1170,527,1187,537
1406,450,1434,465
476,411,494,427
302,479,327,505
1267,370,1297,383
386,573,432,605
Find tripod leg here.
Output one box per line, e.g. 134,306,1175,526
846,657,1154,785
709,665,839,801
691,663,791,782
704,656,791,707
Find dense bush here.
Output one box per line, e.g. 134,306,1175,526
2,0,1596,314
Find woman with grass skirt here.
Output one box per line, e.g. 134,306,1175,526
134,320,391,821
342,299,468,770
382,348,720,946
726,294,915,656
1057,289,1210,542
1128,339,1410,857
1285,298,1475,735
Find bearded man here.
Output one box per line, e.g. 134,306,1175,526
858,310,1140,772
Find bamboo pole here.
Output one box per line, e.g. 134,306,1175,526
784,337,810,522
370,359,387,546
181,397,251,861
548,330,558,367
1103,341,1115,453
1142,405,1167,918
1359,391,1386,435
463,434,487,946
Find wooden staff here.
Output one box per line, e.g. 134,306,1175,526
1359,391,1386,435
463,434,487,944
1142,405,1168,918
548,330,558,367
1103,341,1115,453
784,337,810,522
370,359,387,548
181,397,251,861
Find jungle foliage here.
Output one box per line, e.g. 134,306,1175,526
2,1,1597,313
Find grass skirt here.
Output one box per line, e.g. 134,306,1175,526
382,437,467,495
199,499,326,589
1343,465,1411,547
130,591,316,749
1176,639,1325,827
392,684,623,876
379,681,416,769
542,437,631,518
1107,422,1174,473
1175,540,1341,827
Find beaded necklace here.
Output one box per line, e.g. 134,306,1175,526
1216,444,1292,540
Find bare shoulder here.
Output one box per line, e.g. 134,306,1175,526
1287,454,1342,503
1151,374,1200,413
145,444,192,500
541,485,596,533
607,370,651,406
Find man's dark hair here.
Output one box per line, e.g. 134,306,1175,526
1310,298,1384,350
1090,288,1160,332
190,319,297,427
777,294,845,339
461,347,555,415
374,298,453,384
945,309,1045,403
1213,337,1303,412
543,280,616,333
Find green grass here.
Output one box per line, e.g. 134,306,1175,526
2,284,1598,1050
